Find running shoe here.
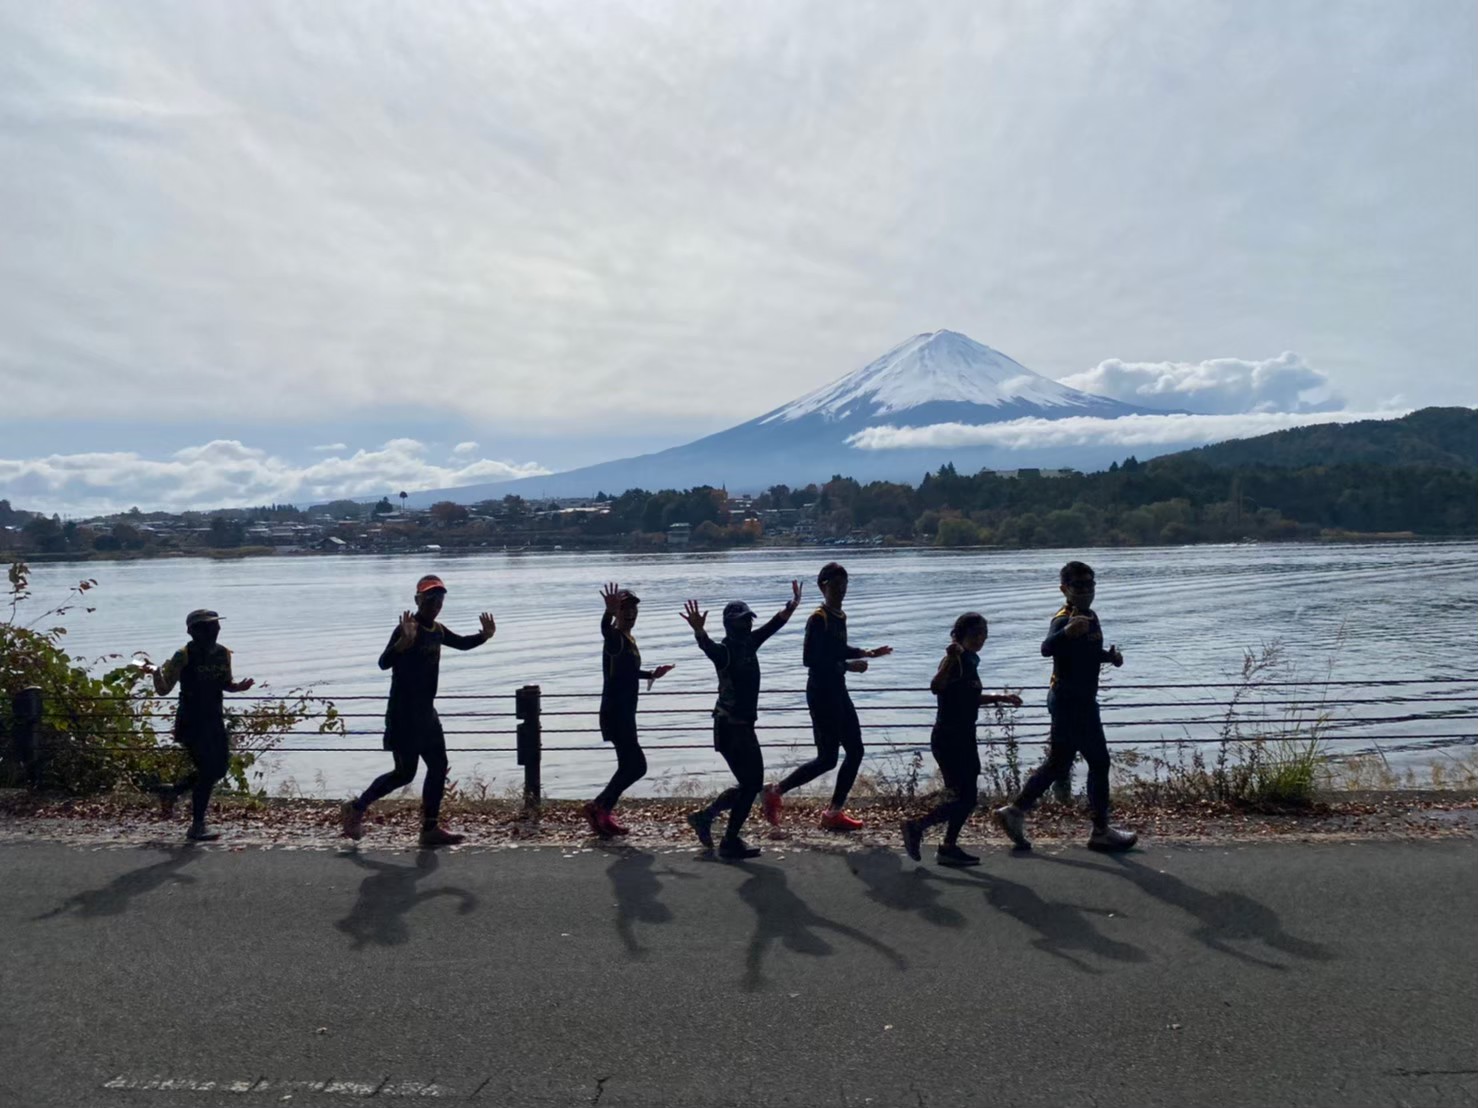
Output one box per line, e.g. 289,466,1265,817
820,808,864,832
185,823,220,842
686,809,715,849
901,819,923,862
341,801,365,841
604,809,631,836
992,804,1031,850
1087,825,1138,852
718,837,761,861
582,801,611,838
761,784,783,827
936,844,981,867
419,825,465,848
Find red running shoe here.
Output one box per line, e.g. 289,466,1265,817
761,784,783,827
820,808,864,832
604,809,631,836
583,801,611,838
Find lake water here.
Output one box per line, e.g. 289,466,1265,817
15,542,1477,797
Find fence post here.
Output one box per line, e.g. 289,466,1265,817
515,684,542,811
11,686,43,789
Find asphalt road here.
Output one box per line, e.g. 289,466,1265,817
1,838,1475,1108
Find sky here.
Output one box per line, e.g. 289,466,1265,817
1,0,1474,514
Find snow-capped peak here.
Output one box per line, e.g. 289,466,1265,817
760,330,1092,424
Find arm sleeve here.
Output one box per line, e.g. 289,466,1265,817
156,648,186,695
1041,614,1071,658
220,648,235,689
601,612,623,655
440,625,486,651
751,605,795,648
696,634,729,670
845,644,866,660
377,626,403,671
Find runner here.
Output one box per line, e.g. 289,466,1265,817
901,612,1022,866
152,608,255,842
680,580,803,859
584,583,674,837
341,575,495,847
762,562,891,831
994,560,1138,852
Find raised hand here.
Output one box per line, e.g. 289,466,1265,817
479,611,497,640
1064,615,1093,639
399,610,419,643
681,600,707,633
789,579,802,608
601,582,622,614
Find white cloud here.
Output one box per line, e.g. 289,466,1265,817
846,410,1409,452
450,441,479,457
312,442,347,452
1060,353,1344,414
0,440,549,516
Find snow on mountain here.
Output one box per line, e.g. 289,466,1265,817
763,330,1099,422
403,331,1166,504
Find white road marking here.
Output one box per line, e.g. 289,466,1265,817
104,1075,446,1098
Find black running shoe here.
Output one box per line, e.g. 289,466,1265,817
936,843,980,867
718,837,761,861
185,823,220,842
901,819,923,862
686,809,715,849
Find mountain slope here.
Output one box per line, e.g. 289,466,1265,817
407,331,1160,504
1165,407,1477,471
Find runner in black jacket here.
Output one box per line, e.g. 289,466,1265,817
901,612,1021,866
764,562,892,832
152,608,255,841
584,582,674,837
681,580,802,859
341,575,495,847
994,561,1138,852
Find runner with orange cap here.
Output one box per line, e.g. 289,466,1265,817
341,574,496,847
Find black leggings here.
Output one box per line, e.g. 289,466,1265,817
916,730,980,844
1015,697,1110,827
595,712,646,810
171,731,229,826
705,718,764,840
355,718,450,826
777,688,863,810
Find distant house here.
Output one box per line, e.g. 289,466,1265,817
318,536,348,552
668,523,691,548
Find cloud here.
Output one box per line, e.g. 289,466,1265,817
0,440,549,516
312,442,347,452
450,441,479,457
846,410,1408,452
1059,353,1344,414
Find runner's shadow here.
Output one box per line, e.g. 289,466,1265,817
738,862,907,992
926,866,1147,975
1038,853,1333,969
606,849,697,960
845,848,966,929
33,848,199,921
334,849,476,950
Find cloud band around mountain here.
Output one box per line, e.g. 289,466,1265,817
1059,353,1343,414
846,409,1407,452
0,440,548,516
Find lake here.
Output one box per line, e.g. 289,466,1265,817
14,541,1477,797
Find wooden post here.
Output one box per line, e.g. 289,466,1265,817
515,684,542,811
11,687,42,789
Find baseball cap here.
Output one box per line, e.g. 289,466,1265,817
185,609,222,630
618,589,640,606
722,600,755,625
415,574,448,596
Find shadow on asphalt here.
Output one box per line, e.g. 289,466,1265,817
605,848,698,960
925,865,1149,974
334,849,477,949
1034,852,1333,969
844,848,966,929
737,862,907,992
32,846,200,921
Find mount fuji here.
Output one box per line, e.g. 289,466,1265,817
408,331,1168,505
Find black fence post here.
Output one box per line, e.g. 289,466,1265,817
515,685,542,811
11,687,43,789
